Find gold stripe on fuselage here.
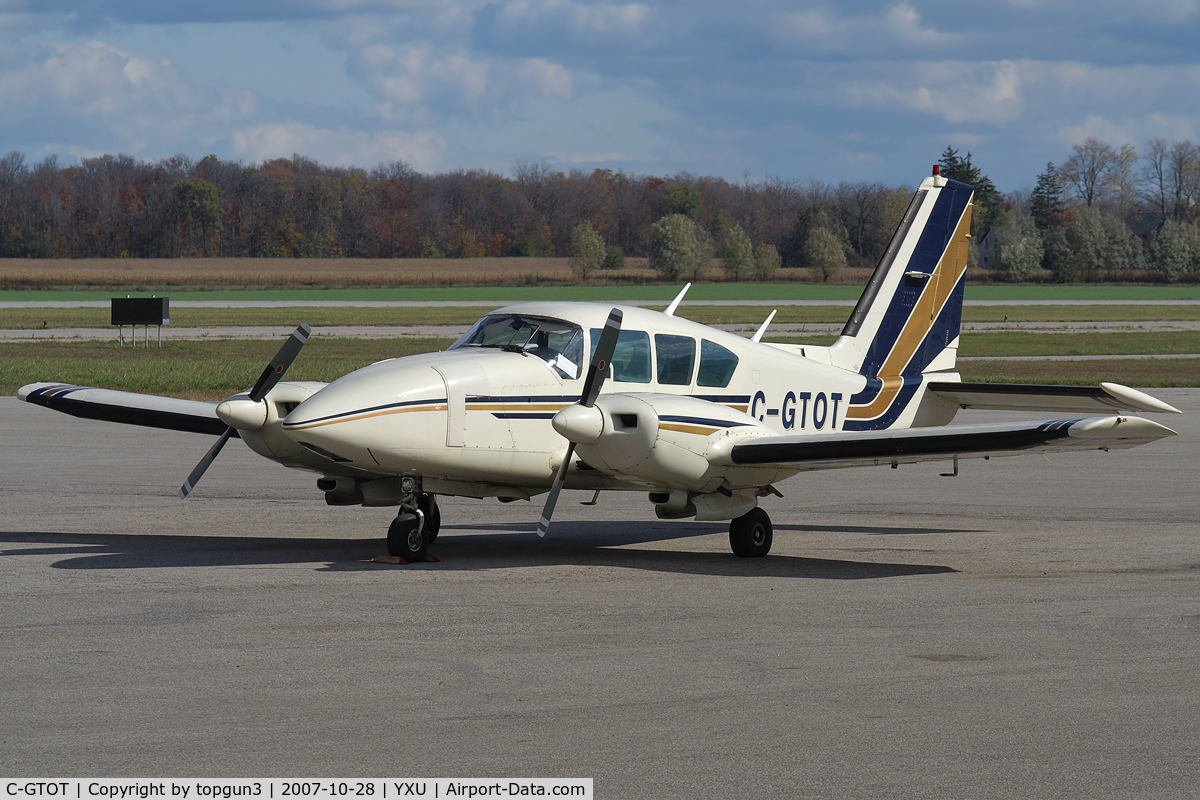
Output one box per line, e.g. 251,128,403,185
467,402,569,413
659,422,720,436
283,403,449,431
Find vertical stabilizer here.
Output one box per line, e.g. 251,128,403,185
828,170,973,432
828,172,974,378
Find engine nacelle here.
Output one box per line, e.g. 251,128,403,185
575,393,771,493
236,381,326,462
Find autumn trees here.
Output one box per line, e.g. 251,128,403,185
1,139,1197,283
0,152,877,279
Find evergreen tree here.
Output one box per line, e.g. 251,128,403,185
939,146,1002,238
1030,162,1065,232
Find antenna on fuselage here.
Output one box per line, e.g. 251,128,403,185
664,283,691,316
750,309,777,343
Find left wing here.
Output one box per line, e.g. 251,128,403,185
18,383,228,436
713,415,1177,471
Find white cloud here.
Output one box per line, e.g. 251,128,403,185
808,60,1026,125
0,40,254,129
518,57,572,99
475,0,656,53
545,149,628,164
771,3,963,57
2,0,1200,191
231,121,446,171
348,40,574,126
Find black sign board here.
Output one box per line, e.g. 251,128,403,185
111,297,169,326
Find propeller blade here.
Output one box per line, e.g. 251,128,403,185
537,442,575,537
581,308,622,407
180,324,310,500
179,426,233,499
537,308,623,536
248,323,312,402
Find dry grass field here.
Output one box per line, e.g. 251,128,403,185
0,257,873,290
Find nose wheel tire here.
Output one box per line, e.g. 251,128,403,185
729,507,772,558
387,511,430,562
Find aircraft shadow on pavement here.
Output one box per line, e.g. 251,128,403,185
1,521,960,580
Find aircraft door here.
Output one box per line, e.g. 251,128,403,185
434,360,491,447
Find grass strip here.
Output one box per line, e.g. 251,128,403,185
956,359,1199,388
8,305,1200,330
767,330,1200,357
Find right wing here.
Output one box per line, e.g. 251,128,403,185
927,380,1181,415
18,383,229,437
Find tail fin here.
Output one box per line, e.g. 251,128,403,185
828,170,974,378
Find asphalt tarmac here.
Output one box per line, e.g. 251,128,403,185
2,392,1198,798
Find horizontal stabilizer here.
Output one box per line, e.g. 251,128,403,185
18,383,228,436
715,415,1176,472
928,381,1181,415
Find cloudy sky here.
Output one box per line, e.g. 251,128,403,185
2,0,1199,192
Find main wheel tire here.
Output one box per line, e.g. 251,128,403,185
729,507,773,558
418,494,441,542
387,511,429,562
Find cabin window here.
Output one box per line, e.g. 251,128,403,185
655,334,696,386
697,339,739,388
590,329,652,383
451,313,584,379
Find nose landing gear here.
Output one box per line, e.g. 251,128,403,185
386,493,441,562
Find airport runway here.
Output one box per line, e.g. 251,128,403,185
2,392,1198,798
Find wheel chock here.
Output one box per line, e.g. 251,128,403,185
371,554,441,565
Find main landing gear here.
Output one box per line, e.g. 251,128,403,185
729,507,773,558
387,493,441,562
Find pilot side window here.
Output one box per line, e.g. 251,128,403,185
589,329,651,383
655,334,696,386
696,339,739,388
451,313,584,379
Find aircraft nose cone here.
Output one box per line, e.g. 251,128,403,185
279,356,449,469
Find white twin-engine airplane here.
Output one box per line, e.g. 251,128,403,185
19,169,1182,562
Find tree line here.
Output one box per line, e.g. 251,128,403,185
1,140,1197,282
983,138,1200,283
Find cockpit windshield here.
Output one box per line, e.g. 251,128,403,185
450,313,585,379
